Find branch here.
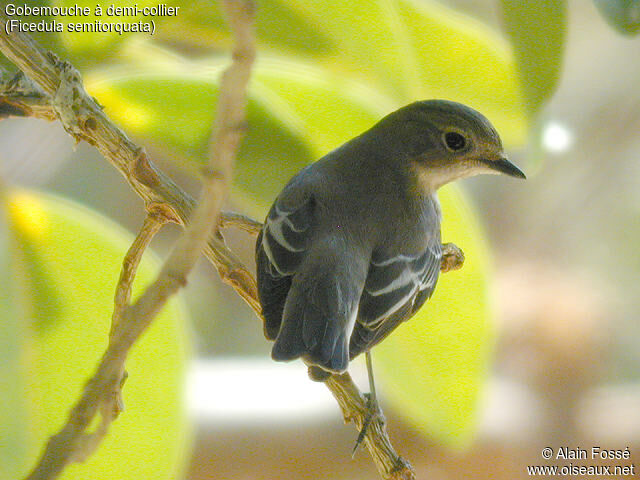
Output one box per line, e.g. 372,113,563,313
108,213,165,418
111,213,165,335
9,2,256,479
0,69,56,120
0,12,259,314
0,16,464,480
325,374,415,479
219,211,262,235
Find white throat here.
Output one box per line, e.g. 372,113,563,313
414,163,497,192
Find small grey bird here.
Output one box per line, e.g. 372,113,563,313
256,100,524,375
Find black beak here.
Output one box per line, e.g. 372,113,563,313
485,156,526,179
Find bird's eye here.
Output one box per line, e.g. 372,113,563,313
444,131,467,151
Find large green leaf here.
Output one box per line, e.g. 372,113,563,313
1,189,191,480
82,49,392,211
44,0,529,140
276,0,527,135
84,57,316,211
394,0,526,135
156,0,336,55
374,185,492,447
501,0,567,113
52,0,335,57
139,0,529,143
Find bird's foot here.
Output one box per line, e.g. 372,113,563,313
440,242,465,273
352,392,385,456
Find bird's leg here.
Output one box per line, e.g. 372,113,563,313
352,351,384,455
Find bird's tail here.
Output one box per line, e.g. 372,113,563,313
271,240,367,373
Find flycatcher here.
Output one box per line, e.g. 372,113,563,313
256,100,525,374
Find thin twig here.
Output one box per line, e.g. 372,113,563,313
105,213,165,426
327,373,415,479
111,214,165,335
14,2,256,480
58,215,167,466
219,211,262,235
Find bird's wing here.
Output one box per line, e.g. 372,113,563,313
349,239,442,358
273,243,368,372
257,167,370,373
256,175,315,340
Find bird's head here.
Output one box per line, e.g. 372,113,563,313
379,100,526,192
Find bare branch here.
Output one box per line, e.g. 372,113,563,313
100,213,166,438
9,2,255,479
111,214,165,334
0,12,256,311
0,70,56,120
219,211,262,235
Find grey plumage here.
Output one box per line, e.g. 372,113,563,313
256,99,525,373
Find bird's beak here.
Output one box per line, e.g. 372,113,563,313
483,155,526,179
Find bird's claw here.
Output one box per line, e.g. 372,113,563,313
352,392,385,456
440,242,465,272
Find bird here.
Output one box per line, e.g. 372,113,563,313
255,99,525,377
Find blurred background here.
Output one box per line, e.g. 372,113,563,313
1,0,639,479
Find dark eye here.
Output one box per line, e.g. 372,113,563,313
444,131,466,151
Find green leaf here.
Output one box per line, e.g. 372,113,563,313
500,0,567,113
2,189,191,480
156,0,335,55
593,0,640,35
374,185,492,447
249,58,395,154
284,0,528,138
44,0,528,144
151,0,529,144
84,59,315,211
394,0,527,140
